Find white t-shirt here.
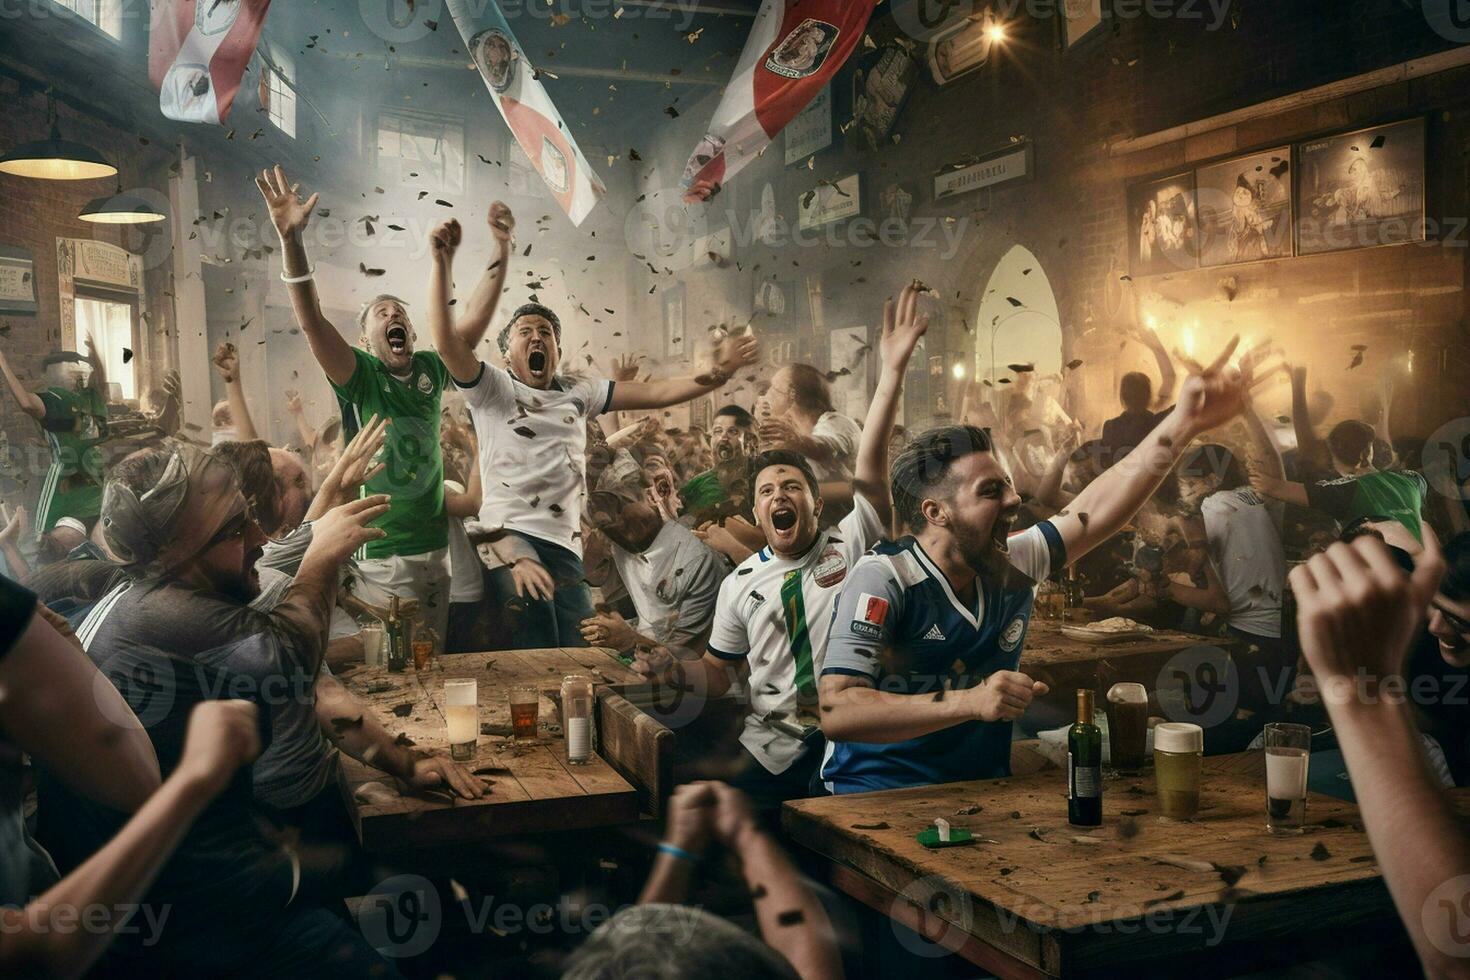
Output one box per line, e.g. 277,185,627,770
809,411,861,482
1200,488,1285,638
610,521,725,650
457,364,614,555
443,481,484,603
707,492,886,774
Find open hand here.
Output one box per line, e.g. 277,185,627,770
0,504,25,544
713,328,760,376
610,353,644,383
307,495,391,566
880,279,929,371
254,164,318,239
406,755,487,799
510,557,555,602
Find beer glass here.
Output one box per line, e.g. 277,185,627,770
444,679,478,761
1154,722,1203,819
510,686,540,742
1265,722,1311,834
1105,682,1149,770
360,624,384,667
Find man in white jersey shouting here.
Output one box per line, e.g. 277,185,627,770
632,281,928,816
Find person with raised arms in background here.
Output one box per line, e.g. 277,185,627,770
818,338,1261,793
255,163,514,641
631,280,928,818
427,216,761,649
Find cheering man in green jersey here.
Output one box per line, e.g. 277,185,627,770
256,164,515,638
0,338,110,538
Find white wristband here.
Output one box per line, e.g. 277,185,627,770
280,267,314,284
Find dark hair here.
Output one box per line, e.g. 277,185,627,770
1339,515,1394,544
748,449,819,497
783,363,834,415
211,440,281,534
110,449,174,499
496,302,563,354
1178,444,1246,492
1119,372,1152,412
1442,532,1470,602
357,293,409,330
714,405,755,429
1327,420,1376,467
890,425,994,532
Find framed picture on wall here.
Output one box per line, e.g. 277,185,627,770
663,283,686,361
1296,117,1427,256
1127,172,1199,276
1061,0,1105,48
1195,148,1293,267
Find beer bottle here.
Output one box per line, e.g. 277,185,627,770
1068,688,1103,826
385,596,406,673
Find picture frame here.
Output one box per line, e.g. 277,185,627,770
1061,0,1105,48
1295,117,1427,256
798,172,862,231
0,244,37,315
1195,147,1293,268
784,83,833,165
850,43,918,151
1127,172,1199,276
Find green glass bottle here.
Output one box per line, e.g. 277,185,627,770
1068,688,1103,827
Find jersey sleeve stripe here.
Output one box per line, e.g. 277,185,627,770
707,645,747,661
1033,519,1067,573
451,362,486,389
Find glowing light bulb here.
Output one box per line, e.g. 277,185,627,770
1144,314,1158,331
952,363,967,380
987,24,1007,42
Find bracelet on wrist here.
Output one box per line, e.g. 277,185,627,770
281,266,315,284
657,841,700,864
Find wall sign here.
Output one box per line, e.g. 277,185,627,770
1296,117,1426,257
784,84,832,165
56,239,142,348
798,173,862,230
933,142,1033,202
0,245,37,315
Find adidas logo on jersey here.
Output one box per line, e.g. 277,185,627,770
922,624,946,641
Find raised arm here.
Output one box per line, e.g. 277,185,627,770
1137,324,1176,409
1290,366,1330,475
1250,473,1309,508
450,201,514,351
426,219,482,385
855,281,928,530
1289,534,1470,978
255,165,356,387
1051,338,1254,564
0,345,43,419
284,390,317,450
83,334,108,399
211,342,258,442
0,699,258,980
608,331,760,412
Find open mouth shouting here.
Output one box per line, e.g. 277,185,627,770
527,348,549,378
385,323,409,356
990,513,1017,555
769,505,799,541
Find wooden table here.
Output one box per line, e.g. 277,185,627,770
784,752,1399,978
1022,619,1239,695
334,648,643,851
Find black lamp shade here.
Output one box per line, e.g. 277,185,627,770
0,135,117,180
78,190,165,224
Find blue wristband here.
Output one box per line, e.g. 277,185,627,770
657,842,700,864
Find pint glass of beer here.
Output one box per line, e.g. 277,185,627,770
1105,683,1149,770
445,679,478,761
510,686,539,742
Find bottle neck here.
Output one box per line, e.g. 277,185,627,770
1076,690,1094,725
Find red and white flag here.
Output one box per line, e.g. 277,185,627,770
448,0,606,227
681,0,874,203
149,0,273,124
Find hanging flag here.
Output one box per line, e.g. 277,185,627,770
149,0,274,124
447,0,606,226
681,0,874,203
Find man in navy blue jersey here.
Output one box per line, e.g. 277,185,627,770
819,340,1258,793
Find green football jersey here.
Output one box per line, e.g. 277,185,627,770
37,385,107,530
330,348,450,558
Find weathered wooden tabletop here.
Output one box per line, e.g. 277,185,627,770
1022,619,1237,671
783,751,1398,978
333,648,643,850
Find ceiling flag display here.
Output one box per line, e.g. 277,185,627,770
149,0,274,124
680,0,875,203
447,0,607,226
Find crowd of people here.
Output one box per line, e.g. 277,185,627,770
0,170,1467,977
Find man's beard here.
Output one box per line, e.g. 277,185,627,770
955,513,1017,577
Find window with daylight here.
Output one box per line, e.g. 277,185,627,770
265,47,297,138
73,295,136,399
49,0,122,40
376,109,465,193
